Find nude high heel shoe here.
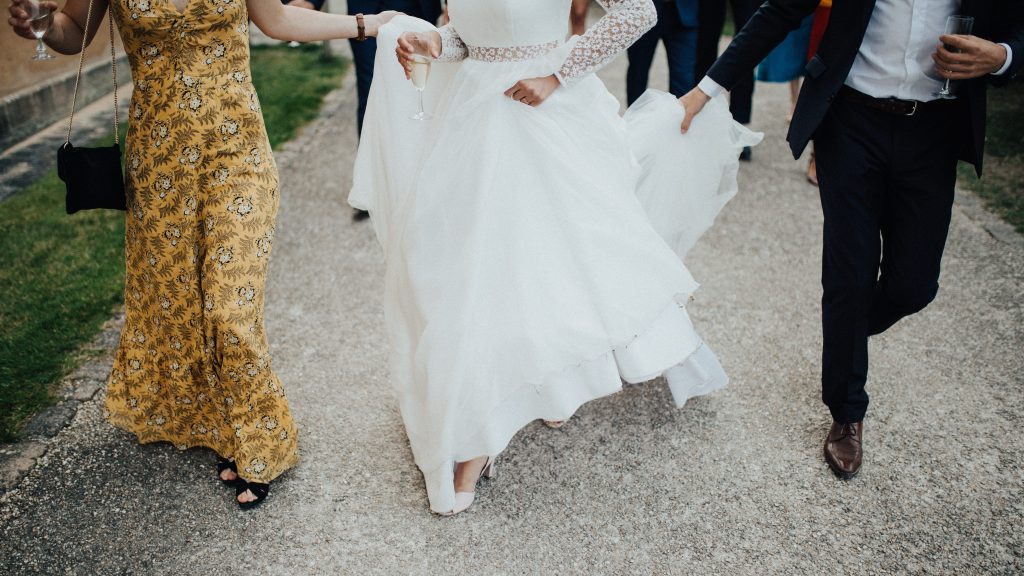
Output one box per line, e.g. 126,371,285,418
445,457,495,516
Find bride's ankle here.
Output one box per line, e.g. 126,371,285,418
454,456,489,493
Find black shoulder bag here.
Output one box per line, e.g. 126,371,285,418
57,0,126,214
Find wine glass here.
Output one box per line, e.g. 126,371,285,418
27,0,55,61
934,15,974,100
409,54,432,120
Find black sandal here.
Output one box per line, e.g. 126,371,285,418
235,480,270,510
216,458,239,487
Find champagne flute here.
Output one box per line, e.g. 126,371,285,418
934,15,974,100
27,0,55,61
409,54,432,120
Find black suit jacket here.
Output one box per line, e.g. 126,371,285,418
706,0,1024,174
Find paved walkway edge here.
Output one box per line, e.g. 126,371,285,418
0,312,123,492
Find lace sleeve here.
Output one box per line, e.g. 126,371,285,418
556,0,657,85
436,24,468,63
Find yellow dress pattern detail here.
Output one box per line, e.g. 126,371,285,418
104,0,299,483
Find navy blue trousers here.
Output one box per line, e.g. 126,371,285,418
694,0,758,124
814,93,962,423
626,0,698,105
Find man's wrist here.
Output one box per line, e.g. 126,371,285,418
697,76,726,99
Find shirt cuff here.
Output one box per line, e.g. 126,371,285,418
992,43,1013,76
698,76,726,98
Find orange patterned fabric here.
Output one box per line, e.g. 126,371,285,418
104,0,298,483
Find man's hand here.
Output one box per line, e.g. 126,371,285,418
679,87,711,134
7,0,59,41
396,31,441,79
933,34,1008,80
504,75,560,107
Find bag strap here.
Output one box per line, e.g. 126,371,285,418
65,0,120,146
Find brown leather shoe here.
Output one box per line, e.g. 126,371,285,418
824,420,863,479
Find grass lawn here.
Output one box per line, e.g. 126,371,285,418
957,82,1024,233
0,43,346,442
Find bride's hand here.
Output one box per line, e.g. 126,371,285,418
396,31,441,79
504,75,560,107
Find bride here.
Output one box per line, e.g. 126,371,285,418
351,0,760,515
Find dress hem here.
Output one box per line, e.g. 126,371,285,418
413,301,726,514
105,414,300,484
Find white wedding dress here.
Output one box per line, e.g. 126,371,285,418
350,0,762,514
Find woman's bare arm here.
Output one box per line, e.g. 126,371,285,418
247,0,397,43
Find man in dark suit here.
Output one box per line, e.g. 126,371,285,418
679,0,1022,479
626,0,700,105
694,0,760,159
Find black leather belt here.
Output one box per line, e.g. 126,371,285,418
838,86,927,116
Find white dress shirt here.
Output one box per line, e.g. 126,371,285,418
698,0,1013,102
848,0,961,100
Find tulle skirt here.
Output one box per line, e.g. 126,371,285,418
351,17,761,513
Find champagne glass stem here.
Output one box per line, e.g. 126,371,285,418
418,91,425,118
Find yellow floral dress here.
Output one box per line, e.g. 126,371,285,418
104,0,299,483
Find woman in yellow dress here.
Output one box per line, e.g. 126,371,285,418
7,0,397,509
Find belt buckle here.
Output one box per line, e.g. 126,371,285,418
904,100,918,116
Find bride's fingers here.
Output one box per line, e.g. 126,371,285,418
394,50,412,79
396,34,417,55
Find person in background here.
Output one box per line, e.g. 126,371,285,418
695,0,760,160
348,0,443,221
348,0,443,136
626,0,700,105
570,0,590,35
755,14,813,121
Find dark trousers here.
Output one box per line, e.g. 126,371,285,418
694,0,758,123
626,1,698,105
347,0,434,135
813,92,962,424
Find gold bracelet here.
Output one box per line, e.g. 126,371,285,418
356,13,366,42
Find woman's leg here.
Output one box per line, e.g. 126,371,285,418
788,77,802,121
200,168,299,502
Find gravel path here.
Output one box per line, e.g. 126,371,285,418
1,39,1022,576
